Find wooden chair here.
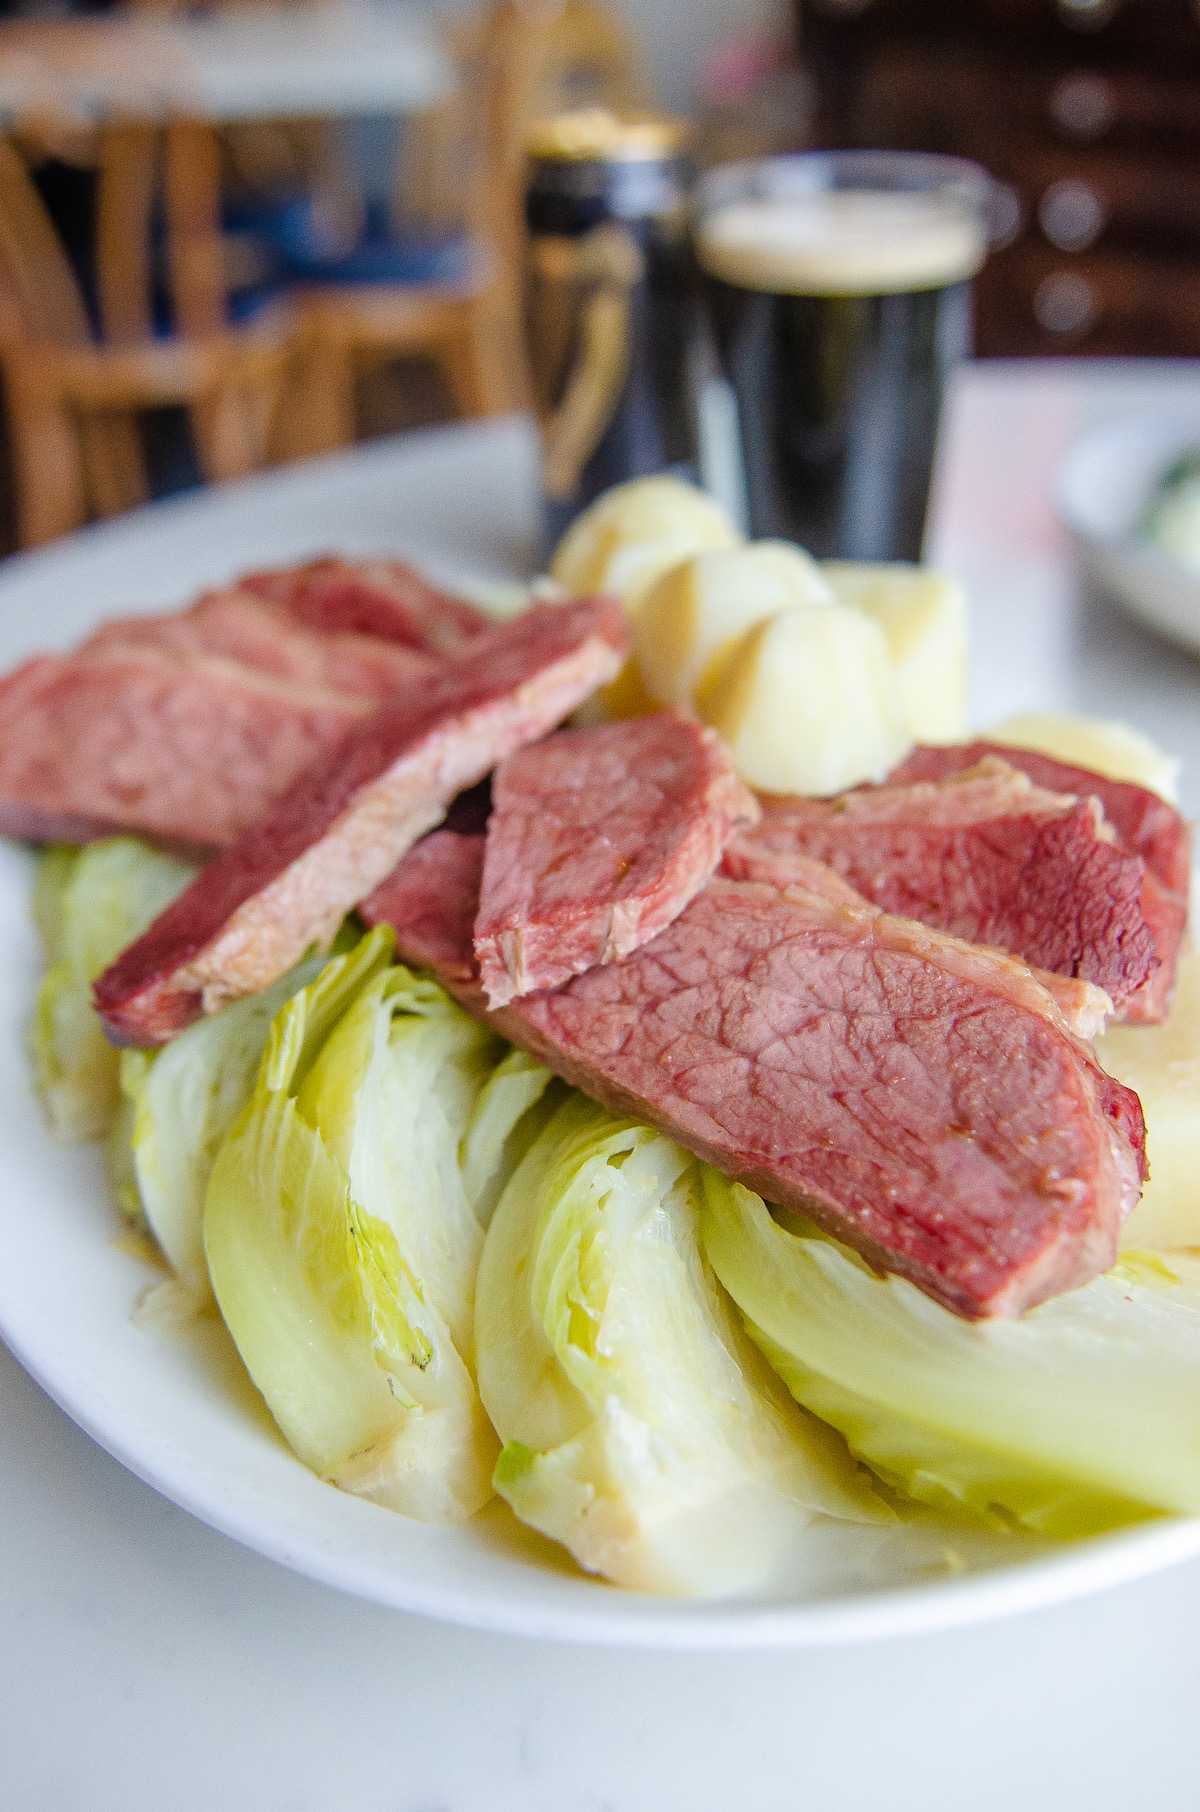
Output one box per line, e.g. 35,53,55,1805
276,12,521,458
0,117,292,548
277,0,652,458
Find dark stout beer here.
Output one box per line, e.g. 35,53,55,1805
697,157,991,560
525,111,695,553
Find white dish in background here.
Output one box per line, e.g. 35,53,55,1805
1059,414,1200,655
2,421,1200,1650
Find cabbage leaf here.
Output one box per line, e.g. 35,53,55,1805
700,1178,1200,1537
476,1094,887,1596
29,839,195,1143
204,930,520,1522
120,956,326,1293
461,1048,561,1228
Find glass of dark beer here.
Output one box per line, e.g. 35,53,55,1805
524,110,697,555
697,151,1002,560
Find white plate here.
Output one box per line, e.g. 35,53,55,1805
1059,414,1200,655
3,419,1200,1650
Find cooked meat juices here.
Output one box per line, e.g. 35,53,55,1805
93,598,627,1045
0,643,376,849
240,556,490,654
475,714,759,1007
725,757,1172,1021
364,832,1146,1321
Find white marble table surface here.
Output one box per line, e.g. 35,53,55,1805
3,363,1200,1811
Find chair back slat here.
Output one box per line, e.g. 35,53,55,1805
95,119,159,344
0,134,91,347
165,116,227,337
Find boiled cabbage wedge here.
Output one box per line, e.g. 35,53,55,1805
461,1048,562,1229
204,929,545,1523
120,956,327,1295
476,1093,887,1597
700,1178,1200,1537
29,839,196,1143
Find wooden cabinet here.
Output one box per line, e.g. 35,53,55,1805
795,0,1200,354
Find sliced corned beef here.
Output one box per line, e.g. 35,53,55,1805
239,556,489,655
890,740,1192,897
82,589,434,702
726,832,1114,1040
93,598,627,1045
0,644,373,850
364,836,1146,1321
367,829,486,987
725,758,1172,1021
474,713,759,1007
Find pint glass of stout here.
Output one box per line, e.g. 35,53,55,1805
697,151,1001,560
525,110,696,555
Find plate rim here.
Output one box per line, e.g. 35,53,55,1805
2,428,1199,1649
7,1278,1200,1651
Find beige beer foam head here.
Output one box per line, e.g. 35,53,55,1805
698,190,987,296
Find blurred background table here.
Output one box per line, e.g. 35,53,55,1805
0,6,454,123
0,1,658,550
2,354,1200,1812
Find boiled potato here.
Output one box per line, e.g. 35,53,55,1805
821,561,968,745
549,475,740,616
1100,947,1200,1250
699,604,912,796
988,712,1180,803
636,541,834,711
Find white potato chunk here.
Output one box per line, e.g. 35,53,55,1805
699,604,912,796
1099,947,1200,1250
635,540,834,710
549,476,741,616
988,712,1180,803
821,561,969,745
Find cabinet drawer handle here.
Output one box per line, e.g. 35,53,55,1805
1039,179,1106,251
1033,271,1098,335
1056,0,1122,29
1049,72,1115,141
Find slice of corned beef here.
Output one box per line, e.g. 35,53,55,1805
82,589,434,702
891,740,1192,897
474,713,759,1007
724,757,1173,1021
0,644,373,850
93,598,627,1045
367,829,486,986
363,839,1146,1321
726,834,1114,1040
239,556,489,655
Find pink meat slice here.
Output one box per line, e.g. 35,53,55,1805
363,836,1146,1322
239,556,490,655
724,757,1170,1021
475,713,759,1007
369,829,486,987
727,835,1115,1040
0,643,373,851
82,589,434,702
890,740,1192,897
93,597,627,1046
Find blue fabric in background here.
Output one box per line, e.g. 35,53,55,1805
223,191,472,322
